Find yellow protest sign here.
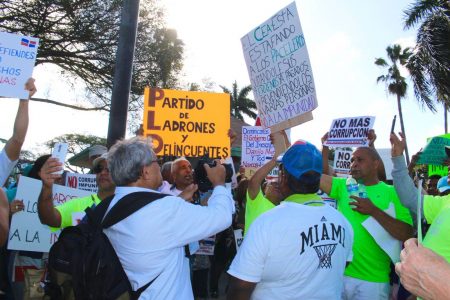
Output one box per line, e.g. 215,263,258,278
143,87,230,158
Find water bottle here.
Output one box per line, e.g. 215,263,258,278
346,176,359,197
357,183,368,198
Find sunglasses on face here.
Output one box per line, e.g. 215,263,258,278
93,165,109,174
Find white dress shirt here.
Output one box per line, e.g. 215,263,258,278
104,185,234,300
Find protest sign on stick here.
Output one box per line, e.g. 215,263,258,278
417,135,450,166
333,149,352,178
196,236,216,256
241,2,317,132
324,116,375,148
8,177,91,252
0,32,39,99
143,88,230,158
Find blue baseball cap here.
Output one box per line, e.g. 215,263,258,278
437,176,450,193
281,140,322,179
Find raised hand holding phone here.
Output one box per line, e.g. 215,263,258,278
391,115,397,134
51,142,68,174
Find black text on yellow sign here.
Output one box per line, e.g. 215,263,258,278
143,87,230,158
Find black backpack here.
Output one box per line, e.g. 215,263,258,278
46,191,166,300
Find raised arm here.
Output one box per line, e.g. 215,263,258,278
320,174,333,195
0,189,9,246
247,159,277,200
4,78,36,161
390,132,423,213
37,157,63,227
320,132,337,176
247,131,286,200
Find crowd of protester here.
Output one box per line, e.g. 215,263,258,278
0,79,449,300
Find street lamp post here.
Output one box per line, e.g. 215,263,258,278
106,0,140,148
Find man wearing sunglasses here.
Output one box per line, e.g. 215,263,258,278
37,152,116,229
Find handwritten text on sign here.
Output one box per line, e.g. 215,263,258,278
324,116,375,148
241,2,317,129
0,32,39,99
143,88,230,158
241,126,276,177
8,177,91,252
417,136,450,166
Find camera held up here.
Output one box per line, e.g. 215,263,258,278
194,155,233,192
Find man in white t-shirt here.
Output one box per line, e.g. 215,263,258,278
228,140,353,300
103,137,234,299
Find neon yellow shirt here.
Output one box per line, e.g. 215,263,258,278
55,194,100,229
330,177,412,283
423,194,450,262
244,189,275,235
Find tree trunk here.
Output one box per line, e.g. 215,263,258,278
397,95,410,165
445,103,448,134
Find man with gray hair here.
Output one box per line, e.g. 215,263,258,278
161,161,173,184
104,137,234,299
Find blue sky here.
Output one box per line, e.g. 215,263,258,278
162,0,446,156
0,0,446,160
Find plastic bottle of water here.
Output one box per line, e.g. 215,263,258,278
357,183,368,198
346,176,359,197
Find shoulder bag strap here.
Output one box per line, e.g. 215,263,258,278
101,191,168,228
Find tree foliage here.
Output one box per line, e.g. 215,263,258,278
404,0,450,109
44,133,106,172
375,45,412,100
0,0,185,112
44,133,106,157
220,81,257,121
375,44,413,164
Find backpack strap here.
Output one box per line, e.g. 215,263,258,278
84,194,116,228
91,191,168,297
101,191,168,229
130,275,158,300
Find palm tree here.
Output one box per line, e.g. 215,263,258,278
403,0,450,122
375,44,413,164
220,81,257,121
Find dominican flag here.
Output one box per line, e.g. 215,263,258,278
20,38,36,48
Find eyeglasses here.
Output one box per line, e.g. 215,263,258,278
93,165,110,174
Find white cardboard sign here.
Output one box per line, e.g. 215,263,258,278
65,173,98,193
333,149,352,177
0,32,39,99
196,236,216,256
324,116,375,148
241,126,276,177
241,2,317,131
8,176,91,252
